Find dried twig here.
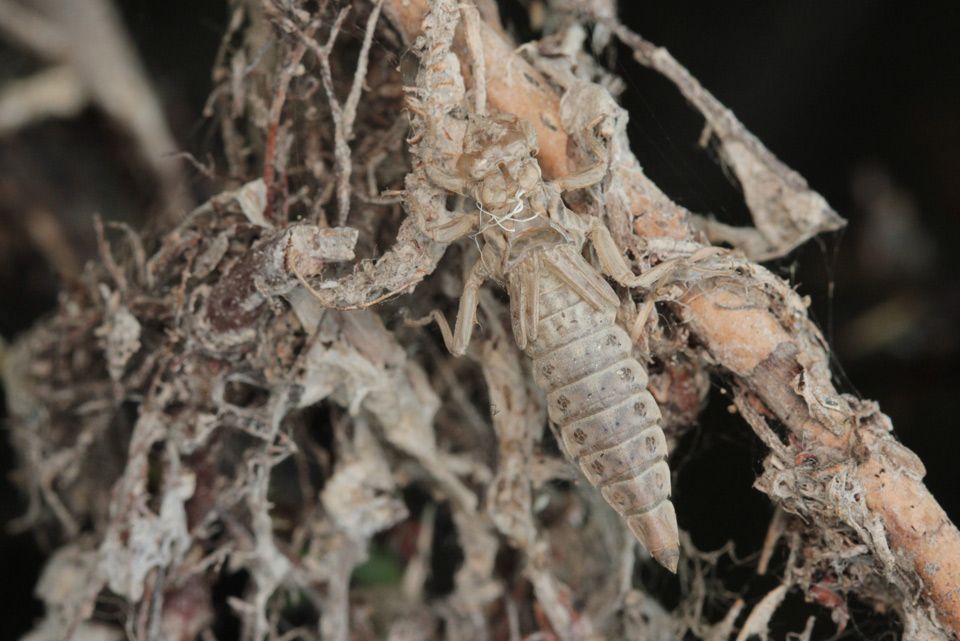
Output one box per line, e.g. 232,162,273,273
4,1,958,640
0,65,85,133
734,584,789,641
262,21,315,222
0,0,192,222
596,18,846,260
481,334,596,641
290,1,385,225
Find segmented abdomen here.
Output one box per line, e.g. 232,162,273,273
525,269,680,571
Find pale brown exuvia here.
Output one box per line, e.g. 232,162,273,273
412,112,680,572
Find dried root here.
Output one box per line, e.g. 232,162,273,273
2,1,957,641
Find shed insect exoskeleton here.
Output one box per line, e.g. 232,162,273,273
415,112,680,572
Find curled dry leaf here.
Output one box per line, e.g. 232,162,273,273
600,20,846,260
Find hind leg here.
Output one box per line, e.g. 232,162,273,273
588,219,724,291
552,116,611,193
407,258,488,356
586,219,656,289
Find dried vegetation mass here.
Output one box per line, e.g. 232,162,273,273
2,1,959,640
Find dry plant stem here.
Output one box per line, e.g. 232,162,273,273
0,65,85,134
734,584,789,641
704,598,745,641
303,0,385,225
0,0,66,59
679,271,960,637
262,23,315,222
600,19,845,259
481,334,597,641
18,203,82,276
0,0,191,222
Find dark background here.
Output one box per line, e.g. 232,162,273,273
1,1,958,639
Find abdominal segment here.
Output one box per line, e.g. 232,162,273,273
525,277,680,572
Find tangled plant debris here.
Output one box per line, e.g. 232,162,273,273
2,1,959,640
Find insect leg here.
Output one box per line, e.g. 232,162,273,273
587,219,652,289
542,245,619,309
552,160,607,193
425,165,468,195
506,254,540,350
424,212,479,242
590,220,728,291
407,258,488,356
552,117,610,193
589,219,689,290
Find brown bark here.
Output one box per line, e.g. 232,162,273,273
684,287,960,635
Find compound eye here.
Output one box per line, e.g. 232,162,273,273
518,161,541,191
480,176,507,208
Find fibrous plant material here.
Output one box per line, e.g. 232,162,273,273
2,1,958,641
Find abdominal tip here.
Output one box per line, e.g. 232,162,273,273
652,547,680,573
625,501,680,573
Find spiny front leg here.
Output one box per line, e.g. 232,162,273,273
407,257,488,356
423,212,479,243
425,164,468,195
552,116,610,193
420,162,479,243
